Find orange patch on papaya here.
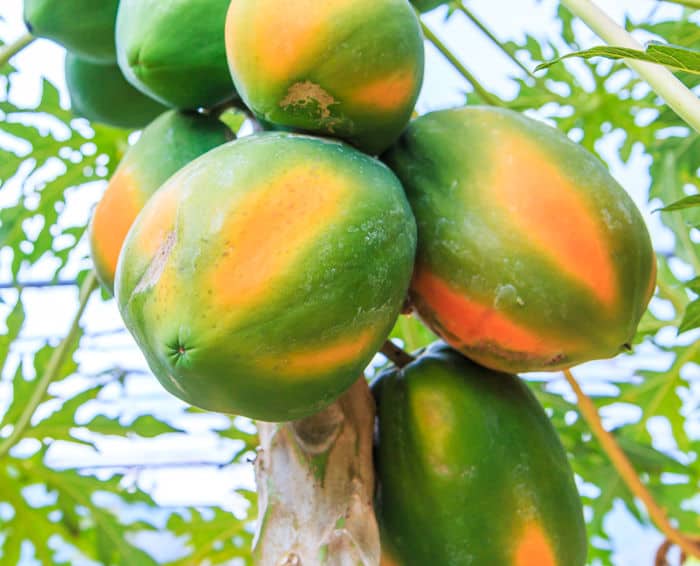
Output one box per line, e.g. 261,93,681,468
350,69,416,112
228,0,359,82
208,164,349,310
380,551,402,566
412,269,562,357
491,135,617,308
133,182,181,259
514,522,557,566
91,166,143,287
264,328,376,377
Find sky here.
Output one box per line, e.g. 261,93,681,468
0,0,696,564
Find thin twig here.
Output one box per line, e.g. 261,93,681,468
560,0,700,133
419,18,505,107
454,2,533,76
381,340,415,368
563,369,700,559
0,272,98,460
0,279,79,290
0,32,35,68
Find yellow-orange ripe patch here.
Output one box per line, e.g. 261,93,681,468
227,0,359,82
208,165,349,310
350,69,417,112
491,135,617,308
514,522,557,566
261,328,377,377
413,269,560,358
133,182,181,259
91,167,142,283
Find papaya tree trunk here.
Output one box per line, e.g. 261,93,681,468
253,377,380,566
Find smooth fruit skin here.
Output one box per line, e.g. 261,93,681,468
65,55,167,130
116,0,236,110
411,0,448,12
24,0,119,63
373,342,587,566
225,0,425,155
90,111,233,294
116,133,417,421
384,106,656,373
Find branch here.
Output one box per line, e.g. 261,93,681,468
380,340,415,368
0,32,35,68
419,18,505,107
0,271,97,460
0,279,79,290
560,0,700,133
454,2,533,76
253,378,380,565
563,369,700,559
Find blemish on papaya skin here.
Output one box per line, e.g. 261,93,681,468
410,386,456,476
514,522,557,566
280,81,337,120
133,230,176,295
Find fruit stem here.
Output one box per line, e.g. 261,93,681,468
0,271,97,461
560,0,700,133
562,368,700,559
0,32,35,68
454,2,534,77
380,340,414,368
418,18,505,107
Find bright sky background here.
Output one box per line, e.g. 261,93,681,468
0,0,696,564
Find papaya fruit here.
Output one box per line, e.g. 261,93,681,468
411,0,449,12
115,133,417,421
90,111,233,294
384,106,656,373
225,0,425,155
23,0,119,63
116,0,236,110
373,342,587,566
65,54,167,130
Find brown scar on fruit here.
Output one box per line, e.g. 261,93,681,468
134,230,176,294
280,81,336,120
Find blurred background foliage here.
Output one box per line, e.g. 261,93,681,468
1,1,699,564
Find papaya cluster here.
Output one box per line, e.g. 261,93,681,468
31,0,657,563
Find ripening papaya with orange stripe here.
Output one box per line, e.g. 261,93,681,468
373,342,587,566
383,106,656,373
89,111,232,294
224,0,425,155
115,133,417,421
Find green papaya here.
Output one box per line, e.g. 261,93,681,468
116,133,417,421
65,54,168,130
24,0,119,63
116,0,237,110
225,0,425,155
373,342,587,566
384,106,656,373
411,0,449,12
90,111,233,294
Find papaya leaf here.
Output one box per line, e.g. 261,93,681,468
678,298,700,333
656,194,700,212
535,42,700,75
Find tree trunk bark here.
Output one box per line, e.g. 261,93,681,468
253,378,380,566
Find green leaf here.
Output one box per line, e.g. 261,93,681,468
83,414,183,439
656,194,700,212
536,42,700,75
679,298,700,333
